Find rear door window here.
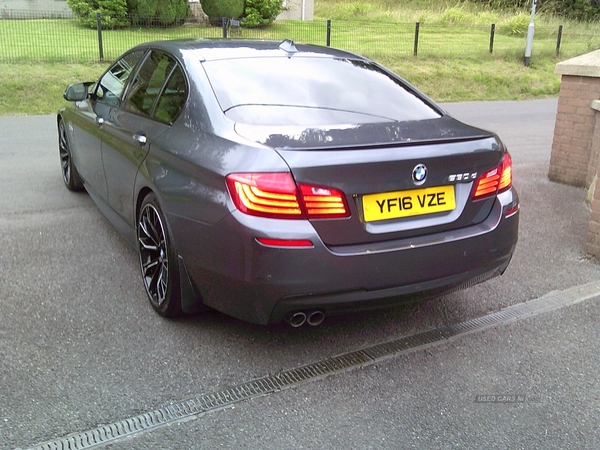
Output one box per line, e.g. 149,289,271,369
124,51,179,118
153,65,187,124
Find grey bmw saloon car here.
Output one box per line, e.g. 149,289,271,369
58,39,519,326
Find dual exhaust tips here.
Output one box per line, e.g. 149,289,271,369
285,310,325,327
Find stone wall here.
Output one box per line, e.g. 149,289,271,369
0,0,73,17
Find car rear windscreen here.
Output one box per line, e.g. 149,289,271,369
202,57,441,126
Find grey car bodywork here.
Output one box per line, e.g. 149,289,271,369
58,39,519,325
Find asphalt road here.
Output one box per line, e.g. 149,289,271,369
1,99,598,449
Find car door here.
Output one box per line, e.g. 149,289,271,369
100,50,187,226
71,50,146,201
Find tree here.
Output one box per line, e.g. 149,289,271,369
200,0,245,19
242,0,283,28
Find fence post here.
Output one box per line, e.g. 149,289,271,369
413,22,420,57
222,17,227,38
489,23,495,53
326,19,331,47
96,13,104,61
556,25,563,57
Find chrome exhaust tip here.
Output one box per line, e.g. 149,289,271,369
286,311,307,328
306,310,325,327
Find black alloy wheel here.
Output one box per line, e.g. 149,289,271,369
138,194,182,317
58,120,83,191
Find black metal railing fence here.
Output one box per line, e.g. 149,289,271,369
1,10,598,64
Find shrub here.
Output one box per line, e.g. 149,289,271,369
339,2,374,17
242,0,283,28
67,0,129,29
472,0,600,21
540,0,600,21
497,13,530,36
439,7,474,24
128,0,190,27
472,0,531,9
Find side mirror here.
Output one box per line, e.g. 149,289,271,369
63,82,93,102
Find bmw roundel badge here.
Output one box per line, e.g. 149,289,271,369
412,164,427,185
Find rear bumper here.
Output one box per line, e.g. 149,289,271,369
171,189,519,325
269,255,511,323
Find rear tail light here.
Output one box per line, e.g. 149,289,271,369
472,153,513,200
226,173,302,218
299,184,348,219
226,172,350,220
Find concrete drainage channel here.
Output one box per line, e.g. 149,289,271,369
21,281,600,450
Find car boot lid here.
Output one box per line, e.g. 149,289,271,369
234,115,495,151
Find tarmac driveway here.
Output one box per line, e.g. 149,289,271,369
0,99,598,449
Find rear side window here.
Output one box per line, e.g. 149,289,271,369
203,57,441,126
153,65,187,124
124,51,179,118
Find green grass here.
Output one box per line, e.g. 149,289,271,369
0,63,105,116
1,0,599,115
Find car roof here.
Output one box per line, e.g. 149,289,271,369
131,38,369,62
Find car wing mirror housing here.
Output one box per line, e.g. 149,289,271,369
63,82,94,102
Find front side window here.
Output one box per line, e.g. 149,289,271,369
95,50,145,106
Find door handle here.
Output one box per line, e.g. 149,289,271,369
133,133,147,146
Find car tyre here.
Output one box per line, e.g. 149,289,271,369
138,193,182,317
58,119,83,191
